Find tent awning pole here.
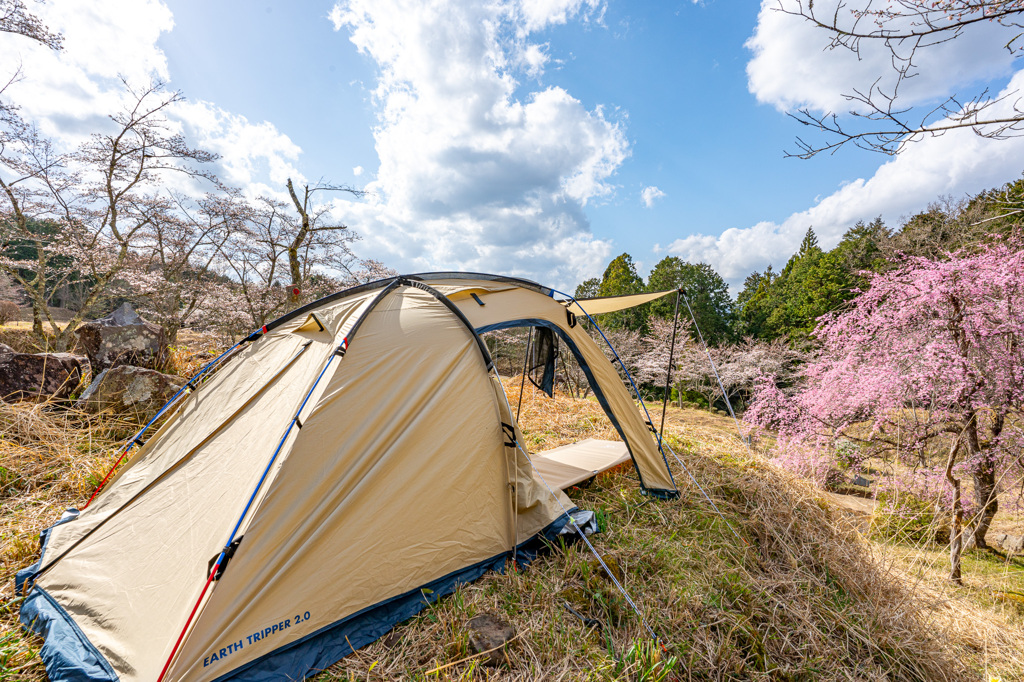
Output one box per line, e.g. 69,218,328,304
515,328,533,422
659,290,681,444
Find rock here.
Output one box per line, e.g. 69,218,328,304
0,343,88,402
466,613,515,666
76,365,185,421
1003,534,1024,553
76,303,168,372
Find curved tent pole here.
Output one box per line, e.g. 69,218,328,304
549,289,675,480
159,277,501,681
516,327,532,422
24,340,317,591
156,277,404,682
82,336,251,509
550,290,746,543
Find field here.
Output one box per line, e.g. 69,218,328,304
1,348,1023,680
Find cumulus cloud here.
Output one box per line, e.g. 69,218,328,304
641,185,665,208
746,0,1019,114
668,74,1024,289
0,0,174,143
353,165,364,176
329,0,625,288
688,2,1024,292
174,101,303,192
0,0,303,198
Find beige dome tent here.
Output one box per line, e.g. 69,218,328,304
18,273,678,682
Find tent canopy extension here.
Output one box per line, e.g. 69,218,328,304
18,273,677,682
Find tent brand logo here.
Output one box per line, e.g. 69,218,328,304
203,640,243,668
203,612,310,667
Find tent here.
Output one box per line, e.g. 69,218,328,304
18,273,678,682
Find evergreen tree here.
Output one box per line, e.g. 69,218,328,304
798,227,819,255
574,277,601,300
596,253,647,330
647,256,735,345
736,265,777,339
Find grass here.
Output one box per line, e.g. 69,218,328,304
1,370,1022,680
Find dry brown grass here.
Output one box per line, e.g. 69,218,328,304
0,378,1021,680
0,399,130,678
317,383,1016,681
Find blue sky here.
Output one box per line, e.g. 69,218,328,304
3,0,1022,290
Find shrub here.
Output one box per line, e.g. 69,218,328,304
834,439,865,474
870,485,948,544
0,301,20,326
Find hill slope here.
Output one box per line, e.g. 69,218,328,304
1,380,1022,680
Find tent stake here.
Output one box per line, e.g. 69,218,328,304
659,290,681,445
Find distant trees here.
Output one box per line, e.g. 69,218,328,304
737,227,859,345
573,277,600,300
574,174,1024,425
574,253,789,411
594,253,647,331
0,74,384,346
1,81,221,349
647,256,735,346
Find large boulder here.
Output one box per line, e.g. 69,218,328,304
0,343,88,402
76,365,186,421
76,303,168,372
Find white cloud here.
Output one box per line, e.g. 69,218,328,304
353,165,364,176
0,1,305,199
698,2,1024,292
640,185,665,208
668,72,1024,289
174,101,303,191
329,0,626,289
0,0,174,143
746,0,1019,114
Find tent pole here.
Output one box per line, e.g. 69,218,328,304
659,290,681,444
516,328,533,421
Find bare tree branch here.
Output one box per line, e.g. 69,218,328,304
777,0,1024,156
0,0,62,50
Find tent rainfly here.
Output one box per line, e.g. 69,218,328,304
17,273,678,682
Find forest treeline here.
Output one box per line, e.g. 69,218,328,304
575,174,1024,349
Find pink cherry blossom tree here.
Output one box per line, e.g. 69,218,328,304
746,240,1024,577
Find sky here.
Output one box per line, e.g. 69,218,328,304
2,0,1022,292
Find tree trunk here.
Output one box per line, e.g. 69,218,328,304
31,300,43,339
945,439,963,584
972,458,998,548
964,415,998,549
286,178,309,304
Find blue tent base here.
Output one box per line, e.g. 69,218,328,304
19,514,576,682
213,514,572,682
20,587,119,682
18,509,119,682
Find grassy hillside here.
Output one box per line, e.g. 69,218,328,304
1,366,1022,680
